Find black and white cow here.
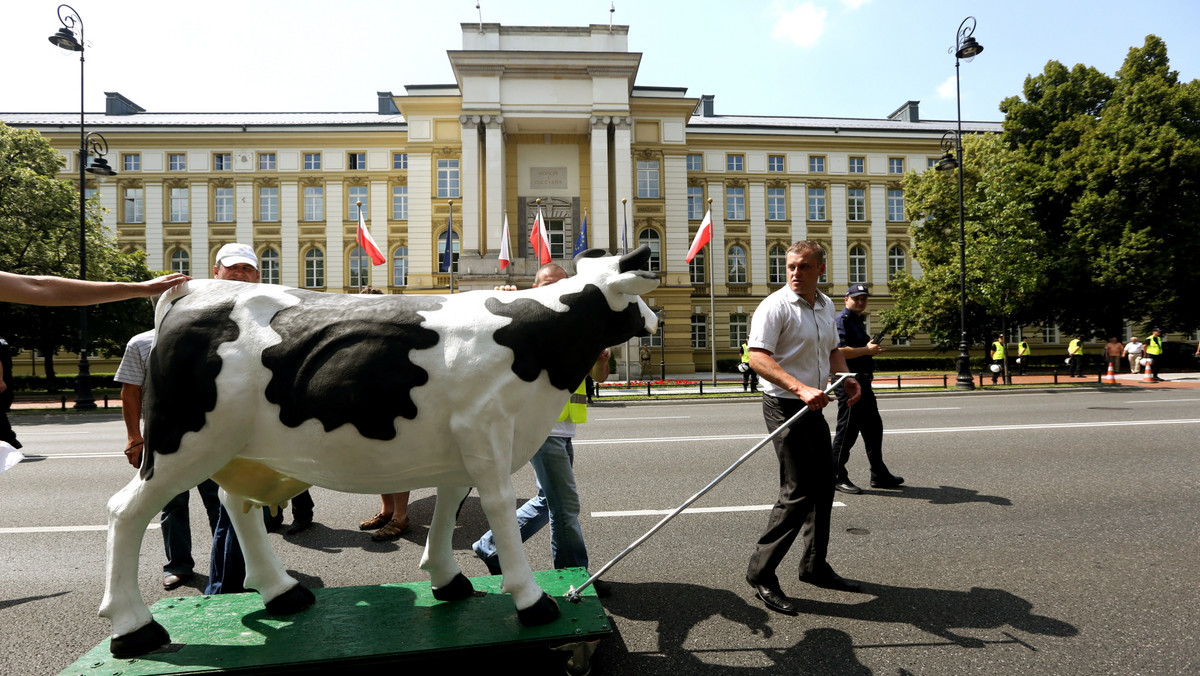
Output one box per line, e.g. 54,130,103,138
99,246,659,657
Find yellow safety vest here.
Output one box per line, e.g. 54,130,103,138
557,382,588,424
741,343,751,364
1018,341,1030,357
1146,335,1163,356
1069,339,1082,356
991,342,1006,359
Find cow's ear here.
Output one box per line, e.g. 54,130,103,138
574,248,607,262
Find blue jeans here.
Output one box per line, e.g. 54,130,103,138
161,479,221,576
205,504,275,595
473,436,588,571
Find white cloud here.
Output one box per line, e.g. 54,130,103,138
842,0,870,9
771,3,829,48
937,75,958,100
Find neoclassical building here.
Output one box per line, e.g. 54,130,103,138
5,23,1001,375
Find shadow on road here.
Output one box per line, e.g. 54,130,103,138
865,484,1013,506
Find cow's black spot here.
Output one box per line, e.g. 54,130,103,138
262,291,442,440
142,298,241,479
486,284,645,391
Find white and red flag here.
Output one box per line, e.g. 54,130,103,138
529,205,551,264
685,208,713,263
356,208,386,265
499,213,512,270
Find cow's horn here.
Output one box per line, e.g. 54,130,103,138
619,245,652,273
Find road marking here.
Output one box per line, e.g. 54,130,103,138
20,453,122,460
1124,398,1200,404
0,524,160,534
593,416,692,421
592,502,847,518
880,407,961,412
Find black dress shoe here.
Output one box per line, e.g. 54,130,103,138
870,475,905,489
162,572,192,590
747,578,797,615
286,517,313,535
835,481,863,495
799,567,862,592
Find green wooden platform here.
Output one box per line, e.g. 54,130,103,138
60,569,611,675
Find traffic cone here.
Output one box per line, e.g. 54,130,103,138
1103,362,1117,384
1142,358,1155,383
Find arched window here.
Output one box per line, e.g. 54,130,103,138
768,245,786,284
689,249,706,285
888,245,907,280
392,246,409,287
436,230,460,273
304,248,325,288
638,229,661,272
259,247,280,285
348,246,370,288
169,249,190,276
728,245,747,284
849,245,867,284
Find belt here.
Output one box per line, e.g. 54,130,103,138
569,394,588,405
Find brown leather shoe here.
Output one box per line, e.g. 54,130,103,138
163,572,192,591
359,511,392,530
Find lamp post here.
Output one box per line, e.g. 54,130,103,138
935,16,984,391
49,4,115,410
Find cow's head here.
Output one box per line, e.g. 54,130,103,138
574,245,660,339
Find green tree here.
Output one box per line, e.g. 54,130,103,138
0,122,159,387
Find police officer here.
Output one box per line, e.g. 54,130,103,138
1017,336,1031,376
1146,329,1164,382
1068,335,1085,378
989,334,1008,385
740,341,759,392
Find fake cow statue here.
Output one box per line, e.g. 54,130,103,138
100,246,659,657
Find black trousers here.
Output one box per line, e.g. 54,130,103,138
1069,354,1083,377
832,379,889,483
747,395,833,587
0,388,17,448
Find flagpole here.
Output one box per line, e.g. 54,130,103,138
356,200,365,293
621,197,631,388
447,200,455,294
707,198,716,386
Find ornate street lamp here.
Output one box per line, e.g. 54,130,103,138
935,17,984,391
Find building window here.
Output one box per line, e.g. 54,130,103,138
392,185,408,220
437,229,460,273
726,186,745,220
169,249,190,276
889,157,905,174
392,246,408,286
888,245,907,280
347,185,369,219
304,152,322,170
123,187,144,223
543,219,567,259
641,330,661,350
258,153,276,170
726,154,744,172
687,185,704,220
768,155,785,172
689,249,706,284
1043,325,1060,344
303,185,324,221
348,247,371,287
927,157,939,170
168,153,186,171
259,186,279,222
849,245,867,284
767,187,786,221
729,313,748,348
728,245,747,284
768,245,786,284
214,153,232,171
260,247,280,285
636,160,660,198
808,155,825,173
891,336,911,347
849,157,865,174
348,152,367,170
213,186,234,222
168,187,189,222
123,154,140,172
638,229,661,272
437,159,460,198
392,152,408,170
691,314,707,349
304,248,325,288
808,187,827,221
887,189,905,222
847,188,866,221
686,154,703,171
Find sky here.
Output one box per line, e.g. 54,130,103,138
3,0,1198,124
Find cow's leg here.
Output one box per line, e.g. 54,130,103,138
419,485,475,602
99,477,177,656
220,488,314,615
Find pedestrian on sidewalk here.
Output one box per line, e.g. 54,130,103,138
1103,337,1123,375
1122,337,1144,374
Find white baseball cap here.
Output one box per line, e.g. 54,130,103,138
215,243,258,269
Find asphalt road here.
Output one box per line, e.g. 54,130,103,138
2,387,1198,674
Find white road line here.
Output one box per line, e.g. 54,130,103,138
592,416,692,421
880,407,961,412
1124,398,1200,404
592,502,847,518
1,524,160,534
19,453,122,460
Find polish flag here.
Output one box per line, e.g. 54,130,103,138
356,208,386,265
499,213,512,270
529,206,551,264
685,208,713,263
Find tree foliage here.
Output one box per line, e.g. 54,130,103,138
0,122,159,382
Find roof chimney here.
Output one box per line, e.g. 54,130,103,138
104,92,145,116
888,100,920,123
377,91,400,115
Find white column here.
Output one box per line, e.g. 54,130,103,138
663,154,688,278
484,117,506,262
281,181,300,287
236,181,254,245
790,181,807,243
708,180,726,287
459,116,481,260
749,180,767,287
870,184,888,285
370,180,390,289
612,117,633,250
191,183,209,278
589,116,611,250
325,182,344,290
830,183,848,287
144,181,164,270
409,153,434,282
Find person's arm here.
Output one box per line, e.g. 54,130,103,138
590,348,611,382
119,383,144,468
0,271,190,307
829,347,862,406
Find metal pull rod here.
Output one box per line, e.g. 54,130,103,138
567,372,855,602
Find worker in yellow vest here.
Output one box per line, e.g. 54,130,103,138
989,334,1007,385
1068,336,1084,378
1017,336,1031,375
1146,329,1164,382
740,341,759,392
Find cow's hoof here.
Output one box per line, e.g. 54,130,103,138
431,573,475,602
265,584,316,615
110,620,170,658
517,592,561,626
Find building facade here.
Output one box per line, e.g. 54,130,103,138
4,23,1002,376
